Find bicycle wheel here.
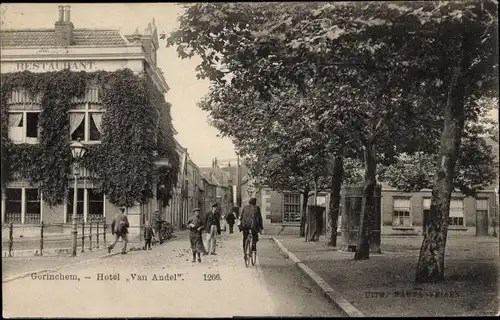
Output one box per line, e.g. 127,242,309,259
248,233,256,266
244,236,251,268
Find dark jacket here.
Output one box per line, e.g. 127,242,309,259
205,210,221,234
240,204,263,232
143,225,155,240
111,213,130,235
226,212,236,224
187,215,204,233
151,212,162,229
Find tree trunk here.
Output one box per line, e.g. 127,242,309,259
415,52,471,282
354,144,376,260
327,155,344,247
299,186,310,237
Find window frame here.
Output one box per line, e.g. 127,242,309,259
283,192,301,223
64,188,106,223
392,196,412,227
7,111,41,144
3,187,42,224
68,103,103,144
448,198,465,227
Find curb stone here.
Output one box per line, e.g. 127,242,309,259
272,237,365,318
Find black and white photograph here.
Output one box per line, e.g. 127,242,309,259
1,2,499,317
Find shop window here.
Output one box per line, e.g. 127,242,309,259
393,197,411,227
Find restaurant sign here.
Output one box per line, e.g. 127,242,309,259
16,61,97,71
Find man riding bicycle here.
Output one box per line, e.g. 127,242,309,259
239,197,263,255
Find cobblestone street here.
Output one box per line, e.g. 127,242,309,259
2,232,342,317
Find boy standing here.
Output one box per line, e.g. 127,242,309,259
187,208,205,262
143,221,155,250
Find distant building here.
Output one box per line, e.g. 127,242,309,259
200,159,233,216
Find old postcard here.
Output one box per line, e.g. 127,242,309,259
1,2,499,318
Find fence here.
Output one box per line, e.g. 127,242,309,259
3,219,178,257
3,219,108,257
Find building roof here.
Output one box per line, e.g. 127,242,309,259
0,29,128,47
200,167,231,187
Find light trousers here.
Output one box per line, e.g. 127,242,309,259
205,225,217,254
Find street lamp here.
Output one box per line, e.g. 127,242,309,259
70,138,87,257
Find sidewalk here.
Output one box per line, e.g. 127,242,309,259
2,231,187,280
276,235,499,317
2,232,144,257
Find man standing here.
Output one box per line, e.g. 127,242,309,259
226,210,236,234
108,207,130,254
239,198,263,254
204,202,221,255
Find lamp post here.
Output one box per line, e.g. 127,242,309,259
70,138,87,257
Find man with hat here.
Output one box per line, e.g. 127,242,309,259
204,201,221,255
108,207,130,254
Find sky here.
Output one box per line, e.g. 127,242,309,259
0,3,238,167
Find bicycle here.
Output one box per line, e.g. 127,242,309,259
243,230,256,267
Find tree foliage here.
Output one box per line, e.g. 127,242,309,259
167,1,498,264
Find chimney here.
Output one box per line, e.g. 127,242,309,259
55,5,74,46
64,5,71,22
58,5,64,22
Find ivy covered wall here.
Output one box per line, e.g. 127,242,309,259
1,68,179,208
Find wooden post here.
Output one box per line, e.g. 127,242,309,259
103,222,107,245
89,221,92,251
40,221,44,256
81,221,85,253
96,220,100,249
8,222,13,257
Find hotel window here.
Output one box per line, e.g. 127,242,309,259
67,188,84,222
283,193,301,223
5,188,22,223
4,188,41,224
393,197,412,227
69,104,103,142
66,188,105,223
25,188,41,224
449,198,465,226
87,189,104,222
8,112,40,143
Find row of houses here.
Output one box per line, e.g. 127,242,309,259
161,152,234,230
252,183,499,237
